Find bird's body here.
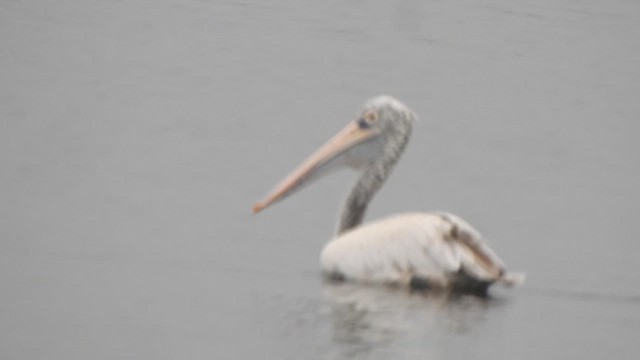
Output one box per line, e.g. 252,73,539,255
321,212,523,293
254,96,524,295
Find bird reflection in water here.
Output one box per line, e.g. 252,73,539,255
321,281,506,359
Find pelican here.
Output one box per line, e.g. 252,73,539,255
253,96,524,295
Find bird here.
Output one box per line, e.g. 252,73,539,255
253,96,524,295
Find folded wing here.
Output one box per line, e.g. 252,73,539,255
320,212,520,289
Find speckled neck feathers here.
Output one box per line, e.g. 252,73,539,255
336,118,413,235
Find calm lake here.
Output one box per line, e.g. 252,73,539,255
1,0,639,359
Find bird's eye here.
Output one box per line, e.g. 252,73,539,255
364,110,378,123
358,110,378,129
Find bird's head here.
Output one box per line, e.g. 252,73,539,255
357,95,416,137
253,95,416,214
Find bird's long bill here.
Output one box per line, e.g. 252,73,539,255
253,122,381,213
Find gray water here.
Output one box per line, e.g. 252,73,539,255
2,0,639,359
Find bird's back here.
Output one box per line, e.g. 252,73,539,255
320,212,524,292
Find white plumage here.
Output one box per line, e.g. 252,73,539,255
321,212,523,290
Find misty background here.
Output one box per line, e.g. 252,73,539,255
1,1,639,359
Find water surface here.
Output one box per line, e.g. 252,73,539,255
1,1,639,359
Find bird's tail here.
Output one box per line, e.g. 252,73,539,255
497,272,526,287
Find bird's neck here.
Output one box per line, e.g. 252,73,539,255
335,127,412,235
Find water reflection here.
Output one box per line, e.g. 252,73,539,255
321,282,506,359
